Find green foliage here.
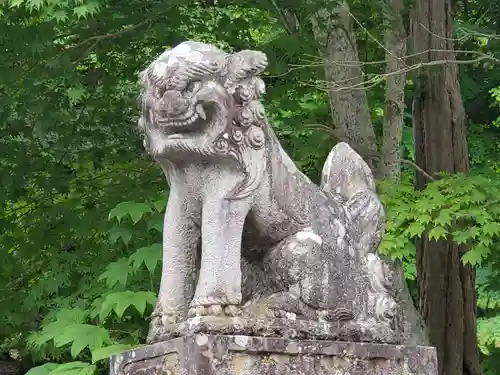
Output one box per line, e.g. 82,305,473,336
478,316,500,354
379,174,500,362
19,200,162,374
379,174,500,266
2,0,500,372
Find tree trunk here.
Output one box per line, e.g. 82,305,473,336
380,0,407,182
310,0,378,170
412,1,482,375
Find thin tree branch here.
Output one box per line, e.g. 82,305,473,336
349,10,408,68
265,48,499,81
401,159,436,181
65,17,157,51
267,0,294,35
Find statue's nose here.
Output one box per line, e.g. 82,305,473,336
155,90,189,116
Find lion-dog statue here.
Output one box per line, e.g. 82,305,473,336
137,41,401,344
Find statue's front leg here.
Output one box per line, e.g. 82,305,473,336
189,197,252,316
148,194,199,342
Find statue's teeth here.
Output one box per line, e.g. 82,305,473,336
195,104,206,120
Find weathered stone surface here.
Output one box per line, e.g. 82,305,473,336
137,40,410,345
148,315,400,344
110,334,438,375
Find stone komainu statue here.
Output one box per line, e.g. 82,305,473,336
138,41,400,344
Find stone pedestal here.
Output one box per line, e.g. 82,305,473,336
110,334,438,375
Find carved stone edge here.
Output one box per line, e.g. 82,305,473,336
147,315,401,344
110,334,438,375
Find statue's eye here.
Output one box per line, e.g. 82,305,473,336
156,86,166,98
184,81,200,95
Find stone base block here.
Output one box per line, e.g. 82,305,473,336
110,334,437,375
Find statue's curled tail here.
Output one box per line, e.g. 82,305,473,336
320,142,384,255
321,142,397,324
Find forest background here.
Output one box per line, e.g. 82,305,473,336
1,0,500,375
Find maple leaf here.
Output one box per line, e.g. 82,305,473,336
108,201,152,224
428,226,448,241
96,291,157,321
108,226,133,245
129,243,162,274
51,10,68,23
97,258,132,288
147,215,163,232
53,324,110,355
66,87,87,106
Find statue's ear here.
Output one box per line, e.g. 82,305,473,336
223,50,268,92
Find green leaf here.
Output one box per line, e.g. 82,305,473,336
428,226,448,241
55,307,88,324
129,243,162,274
51,10,68,22
454,226,481,244
415,213,432,225
152,197,167,212
109,201,134,223
405,222,425,237
462,242,490,266
434,209,453,227
128,203,153,224
147,215,163,232
25,364,59,375
53,324,110,353
71,335,91,358
98,258,132,288
108,201,152,224
25,0,44,10
477,316,500,355
49,361,96,375
403,259,417,281
97,296,116,322
97,291,157,320
109,226,133,245
9,0,24,7
67,87,86,106
91,344,133,363
452,230,470,245
482,222,500,236
73,2,99,18
462,250,482,266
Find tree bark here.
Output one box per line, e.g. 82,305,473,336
412,1,482,374
310,0,378,170
380,0,407,182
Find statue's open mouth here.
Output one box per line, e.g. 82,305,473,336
155,102,207,138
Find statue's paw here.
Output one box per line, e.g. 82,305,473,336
191,294,241,307
187,305,217,317
187,304,242,318
147,311,183,344
149,307,185,329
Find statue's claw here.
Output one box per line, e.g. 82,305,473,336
224,304,241,316
187,304,242,318
147,311,184,343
